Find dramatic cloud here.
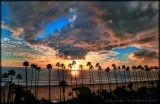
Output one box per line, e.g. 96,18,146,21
3,1,159,60
128,49,158,60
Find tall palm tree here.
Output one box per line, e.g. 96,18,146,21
61,64,65,81
47,64,52,101
2,73,9,103
56,62,62,101
150,66,157,81
118,66,124,87
59,81,68,102
87,62,92,90
30,63,35,91
90,65,95,92
137,65,144,88
72,60,77,88
23,61,29,91
122,65,126,87
132,66,137,90
95,63,102,91
68,63,73,99
126,66,131,84
153,66,159,86
140,66,146,87
105,67,111,91
16,74,22,85
36,67,41,95
79,64,84,86
33,64,37,98
112,64,118,87
7,70,16,103
144,65,150,87
150,66,157,86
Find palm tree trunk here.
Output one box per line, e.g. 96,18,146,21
70,67,73,99
58,67,62,102
49,69,51,101
35,69,37,98
25,66,28,91
132,69,137,90
11,75,13,103
123,70,126,87
142,70,146,87
127,71,131,84
146,71,150,87
36,72,40,95
74,65,78,88
98,69,101,91
114,70,118,87
151,69,157,86
7,84,11,104
135,69,139,89
3,78,6,103
89,68,92,90
118,69,123,86
107,72,111,91
100,70,103,90
30,68,34,91
81,68,83,86
91,69,95,91
139,70,143,87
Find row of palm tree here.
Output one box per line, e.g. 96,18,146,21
2,61,158,103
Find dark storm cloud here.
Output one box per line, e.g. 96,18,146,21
129,49,158,60
4,1,159,59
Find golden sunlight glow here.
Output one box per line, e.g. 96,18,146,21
71,70,79,77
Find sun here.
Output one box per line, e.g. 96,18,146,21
71,62,79,70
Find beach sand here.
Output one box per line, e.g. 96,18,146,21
1,80,158,103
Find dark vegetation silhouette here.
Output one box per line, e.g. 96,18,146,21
1,62,159,104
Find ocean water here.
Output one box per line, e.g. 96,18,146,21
1,67,159,86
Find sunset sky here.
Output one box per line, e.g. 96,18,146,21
1,1,159,69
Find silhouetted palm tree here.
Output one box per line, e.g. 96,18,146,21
87,62,92,90
126,66,131,84
2,73,9,103
140,66,146,87
30,63,35,91
118,66,124,87
68,63,73,98
79,64,84,86
59,81,68,102
144,65,150,87
16,74,22,85
56,62,62,101
150,66,157,86
7,70,16,103
122,65,126,87
95,63,102,91
36,67,41,95
61,64,65,81
105,67,112,91
33,64,37,98
72,60,77,88
90,65,95,91
137,65,144,88
132,66,137,90
23,61,29,91
47,64,52,101
112,64,118,87
150,66,157,81
153,66,159,86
